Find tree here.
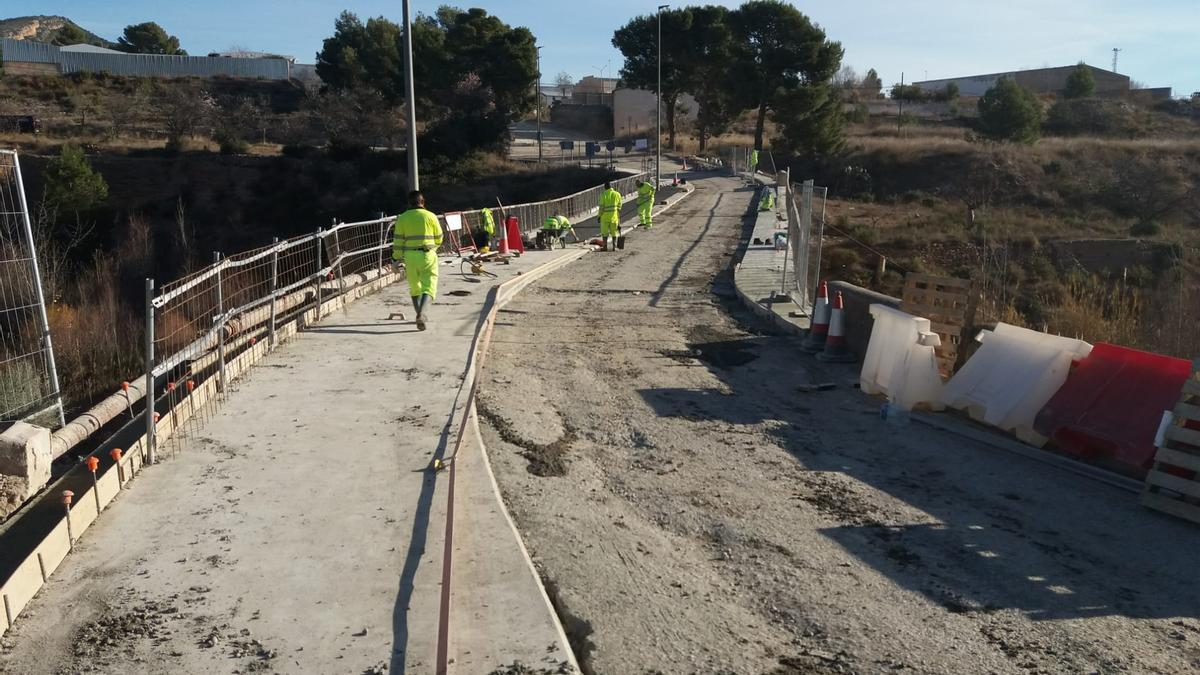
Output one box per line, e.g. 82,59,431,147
773,84,845,157
554,72,573,98
50,23,98,47
612,9,694,149
116,22,186,55
315,7,536,158
728,0,843,150
683,5,738,152
861,68,883,99
977,77,1043,143
43,145,108,214
154,82,216,151
1063,62,1095,99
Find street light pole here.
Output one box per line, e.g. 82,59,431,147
656,4,668,188
402,0,419,191
536,45,543,165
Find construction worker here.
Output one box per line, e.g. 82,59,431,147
636,179,655,228
750,148,759,174
541,214,562,249
759,189,775,211
598,180,622,251
392,190,443,331
557,214,577,242
479,207,496,252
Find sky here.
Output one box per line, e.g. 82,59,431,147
13,1,1200,96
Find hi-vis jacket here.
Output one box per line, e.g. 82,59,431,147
637,181,655,205
392,208,444,259
480,207,496,236
599,188,622,225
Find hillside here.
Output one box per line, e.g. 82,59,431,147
0,15,113,47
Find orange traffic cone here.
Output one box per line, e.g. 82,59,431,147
816,291,856,363
802,281,831,353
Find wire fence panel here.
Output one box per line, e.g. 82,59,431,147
0,151,65,427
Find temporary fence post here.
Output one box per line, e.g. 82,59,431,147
332,218,345,296
811,185,826,307
314,229,323,321
377,212,387,274
268,237,279,349
144,278,157,464
12,151,66,428
213,252,226,393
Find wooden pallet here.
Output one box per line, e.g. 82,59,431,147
1141,359,1200,523
900,273,977,378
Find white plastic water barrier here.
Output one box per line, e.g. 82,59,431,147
860,304,944,411
940,322,1092,446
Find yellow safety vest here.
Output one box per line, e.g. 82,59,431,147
392,208,444,259
481,208,495,236
557,215,571,229
599,188,622,224
543,216,560,230
637,182,655,205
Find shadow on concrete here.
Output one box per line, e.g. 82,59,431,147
632,181,1200,624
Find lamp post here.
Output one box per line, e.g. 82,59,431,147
402,0,419,190
536,45,543,165
656,4,668,188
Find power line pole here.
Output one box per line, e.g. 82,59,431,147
536,45,543,165
402,0,419,191
656,4,668,188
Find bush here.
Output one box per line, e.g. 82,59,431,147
1129,220,1161,236
1063,64,1096,99
214,129,249,155
44,144,108,213
977,77,1043,143
1045,98,1143,137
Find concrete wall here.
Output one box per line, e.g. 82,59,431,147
613,88,698,138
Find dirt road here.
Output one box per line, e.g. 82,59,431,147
478,174,1200,674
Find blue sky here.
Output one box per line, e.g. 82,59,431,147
14,1,1200,96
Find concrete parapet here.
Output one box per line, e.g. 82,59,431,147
0,423,52,520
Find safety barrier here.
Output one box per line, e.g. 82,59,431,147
1035,344,1192,475
860,305,944,411
939,323,1092,446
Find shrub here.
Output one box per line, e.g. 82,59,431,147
1129,220,1161,236
1063,64,1095,99
1044,98,1143,137
214,129,250,155
977,77,1043,143
43,144,108,213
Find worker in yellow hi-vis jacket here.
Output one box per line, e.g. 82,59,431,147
392,190,444,331
636,179,655,229
479,207,496,252
598,181,622,251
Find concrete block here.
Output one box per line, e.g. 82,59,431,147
0,422,52,520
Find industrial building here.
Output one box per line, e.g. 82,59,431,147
914,64,1171,101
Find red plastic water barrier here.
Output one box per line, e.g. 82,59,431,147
1033,343,1191,475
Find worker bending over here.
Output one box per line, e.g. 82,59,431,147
759,189,775,211
392,190,443,331
598,181,622,251
636,179,655,229
556,214,576,241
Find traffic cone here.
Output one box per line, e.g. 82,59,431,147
816,291,856,363
802,281,831,353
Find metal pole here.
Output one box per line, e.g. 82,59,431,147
656,5,667,189
314,229,323,321
213,252,226,393
268,237,279,348
11,152,66,428
402,0,420,191
144,278,156,464
377,212,386,274
331,218,345,296
812,187,827,307
536,46,543,165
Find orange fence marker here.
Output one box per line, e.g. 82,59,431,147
61,490,75,549
85,456,100,513
109,448,124,487
121,381,133,419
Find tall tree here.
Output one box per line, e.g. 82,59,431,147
116,22,186,55
861,68,883,99
977,77,1043,143
612,9,694,149
728,0,843,150
684,5,737,153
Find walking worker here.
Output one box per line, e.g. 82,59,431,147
636,179,656,229
750,148,759,174
392,190,443,331
479,206,496,252
598,180,622,251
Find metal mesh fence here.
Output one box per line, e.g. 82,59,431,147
0,150,64,427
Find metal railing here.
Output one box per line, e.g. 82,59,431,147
0,150,65,427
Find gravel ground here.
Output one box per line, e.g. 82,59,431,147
478,174,1200,674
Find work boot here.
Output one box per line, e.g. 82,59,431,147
415,295,427,331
